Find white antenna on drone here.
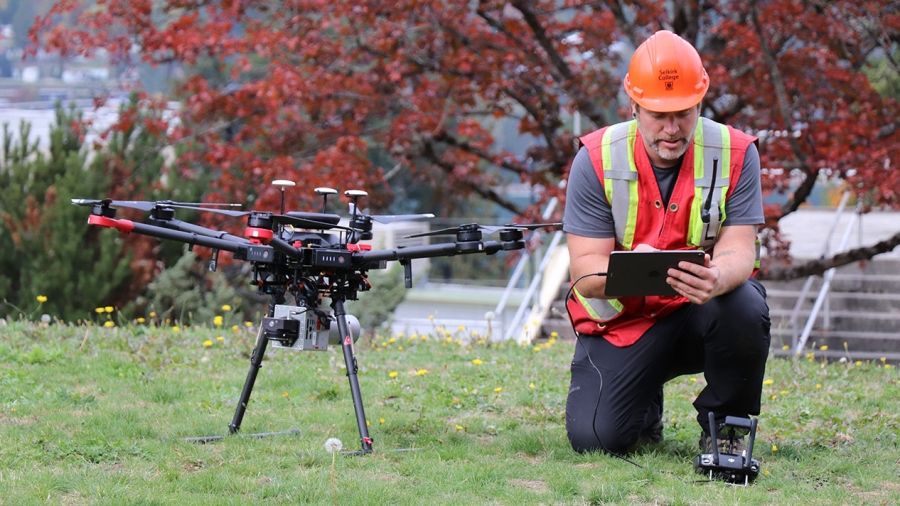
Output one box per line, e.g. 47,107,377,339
272,179,296,214
315,187,338,213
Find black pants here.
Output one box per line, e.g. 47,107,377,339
565,279,771,454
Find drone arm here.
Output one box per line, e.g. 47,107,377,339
268,236,303,259
353,239,509,266
88,215,258,257
152,218,250,244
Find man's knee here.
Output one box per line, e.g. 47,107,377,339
566,416,637,455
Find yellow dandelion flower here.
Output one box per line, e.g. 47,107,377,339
36,295,48,303
550,331,559,338
104,306,114,313
532,346,542,352
149,311,157,318
379,417,385,425
388,371,399,379
763,379,774,386
232,325,240,332
397,345,404,351
879,357,887,364
281,391,289,398
455,424,464,432
493,387,503,393
819,345,829,351
202,339,213,347
172,325,181,333
770,394,778,400
457,324,465,332
244,321,253,327
782,345,789,351
854,360,862,367
387,337,396,344
815,383,822,389
213,315,224,327
135,317,145,324
689,377,698,383
885,364,894,370
771,444,778,453
416,368,428,376
366,420,370,427
529,383,536,390
103,320,115,328
216,336,225,343
221,304,232,312
471,358,483,366
95,307,105,314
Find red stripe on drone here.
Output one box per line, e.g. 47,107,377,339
88,214,135,233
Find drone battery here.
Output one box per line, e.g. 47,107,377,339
313,249,353,268
243,245,274,263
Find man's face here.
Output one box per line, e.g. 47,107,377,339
633,105,700,168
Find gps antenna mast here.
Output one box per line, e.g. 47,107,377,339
272,180,296,215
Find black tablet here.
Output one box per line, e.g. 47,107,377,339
605,250,706,297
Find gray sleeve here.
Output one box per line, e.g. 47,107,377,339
563,146,615,238
723,142,764,226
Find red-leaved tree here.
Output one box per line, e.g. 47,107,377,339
29,0,899,279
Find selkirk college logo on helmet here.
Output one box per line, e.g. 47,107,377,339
665,81,674,91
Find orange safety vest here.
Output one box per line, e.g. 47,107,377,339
566,118,757,346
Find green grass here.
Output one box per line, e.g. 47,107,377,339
0,321,897,505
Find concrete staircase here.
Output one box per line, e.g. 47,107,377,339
763,259,900,361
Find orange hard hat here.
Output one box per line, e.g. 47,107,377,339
623,30,709,112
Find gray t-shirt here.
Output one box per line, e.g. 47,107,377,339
563,142,763,238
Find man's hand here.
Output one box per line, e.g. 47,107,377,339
666,225,758,304
666,253,720,304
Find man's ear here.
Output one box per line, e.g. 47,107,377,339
631,104,638,118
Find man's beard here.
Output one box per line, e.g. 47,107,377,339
651,137,690,162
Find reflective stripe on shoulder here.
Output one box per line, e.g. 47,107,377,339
602,121,639,249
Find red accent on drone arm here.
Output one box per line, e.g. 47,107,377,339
88,214,135,233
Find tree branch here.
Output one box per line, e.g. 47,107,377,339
758,231,900,280
749,5,817,218
431,131,530,176
419,140,523,215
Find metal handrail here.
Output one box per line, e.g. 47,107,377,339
501,229,565,342
787,191,851,343
792,193,862,356
491,184,563,340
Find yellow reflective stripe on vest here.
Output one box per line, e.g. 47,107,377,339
688,118,731,248
601,121,639,249
573,287,623,321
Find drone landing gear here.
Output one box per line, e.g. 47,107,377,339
223,299,374,454
694,412,761,486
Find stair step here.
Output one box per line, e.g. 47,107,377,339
771,348,900,361
765,289,900,301
771,328,900,341
769,308,900,320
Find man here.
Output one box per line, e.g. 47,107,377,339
562,30,771,457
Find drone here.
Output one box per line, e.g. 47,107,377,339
73,181,561,453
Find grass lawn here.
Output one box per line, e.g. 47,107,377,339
0,321,897,505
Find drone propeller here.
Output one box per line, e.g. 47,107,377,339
71,198,245,216
405,222,561,239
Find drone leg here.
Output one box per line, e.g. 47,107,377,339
332,298,374,454
229,324,269,434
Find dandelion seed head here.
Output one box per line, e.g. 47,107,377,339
324,437,343,453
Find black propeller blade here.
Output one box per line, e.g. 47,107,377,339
72,198,245,215
405,222,561,239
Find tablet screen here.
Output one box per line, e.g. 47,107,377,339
605,250,705,297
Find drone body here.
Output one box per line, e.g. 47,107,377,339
73,183,560,453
